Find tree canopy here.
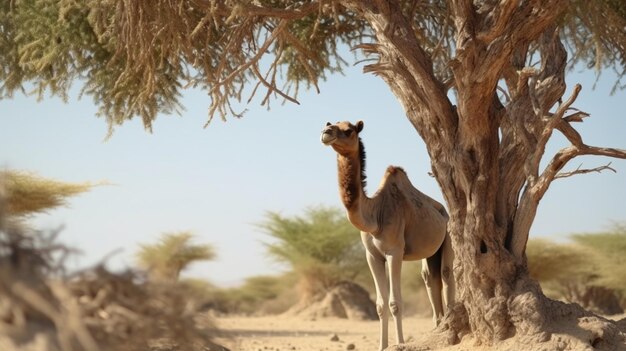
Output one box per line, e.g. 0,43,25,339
1,1,625,134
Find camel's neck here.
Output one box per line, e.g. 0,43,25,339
336,140,377,233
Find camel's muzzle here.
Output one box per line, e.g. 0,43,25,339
320,129,336,145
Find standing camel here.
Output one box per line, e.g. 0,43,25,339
321,120,454,350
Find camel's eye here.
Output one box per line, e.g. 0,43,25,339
344,129,353,137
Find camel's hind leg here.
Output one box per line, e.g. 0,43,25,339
440,233,455,309
422,248,444,326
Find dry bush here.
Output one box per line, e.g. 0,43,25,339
0,235,224,351
0,183,225,351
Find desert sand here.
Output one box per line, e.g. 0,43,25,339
214,315,448,351
214,314,626,351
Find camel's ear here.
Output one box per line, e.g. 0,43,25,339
326,122,332,126
356,120,364,133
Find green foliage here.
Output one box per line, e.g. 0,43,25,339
0,0,184,135
259,206,367,295
564,0,626,92
136,231,216,282
0,170,94,216
2,1,625,130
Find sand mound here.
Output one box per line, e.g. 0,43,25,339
286,281,377,320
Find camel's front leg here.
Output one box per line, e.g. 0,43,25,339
365,251,389,351
387,252,404,345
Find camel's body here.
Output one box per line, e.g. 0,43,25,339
321,121,454,351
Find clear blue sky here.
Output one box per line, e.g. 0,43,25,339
1,60,625,286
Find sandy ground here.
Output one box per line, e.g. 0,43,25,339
213,314,626,351
213,315,434,351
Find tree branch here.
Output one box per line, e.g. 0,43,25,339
532,143,626,204
206,20,289,123
476,0,519,43
579,144,626,159
554,162,616,180
342,0,457,146
210,20,288,93
555,118,584,147
510,77,624,259
526,84,582,184
251,63,300,106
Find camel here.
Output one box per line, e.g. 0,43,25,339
320,120,454,350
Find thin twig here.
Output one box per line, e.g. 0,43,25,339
555,162,616,179
252,63,300,105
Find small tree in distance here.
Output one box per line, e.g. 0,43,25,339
260,206,367,300
136,231,216,282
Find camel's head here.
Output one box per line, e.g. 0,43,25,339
320,120,364,154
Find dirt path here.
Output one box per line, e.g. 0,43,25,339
213,315,433,351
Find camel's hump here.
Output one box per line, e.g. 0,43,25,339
385,166,407,176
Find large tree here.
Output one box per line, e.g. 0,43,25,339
2,0,626,348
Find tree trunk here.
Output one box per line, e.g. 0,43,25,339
442,198,548,345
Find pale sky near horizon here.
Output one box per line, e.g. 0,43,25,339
1,59,625,287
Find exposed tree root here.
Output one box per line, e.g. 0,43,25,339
389,278,626,351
